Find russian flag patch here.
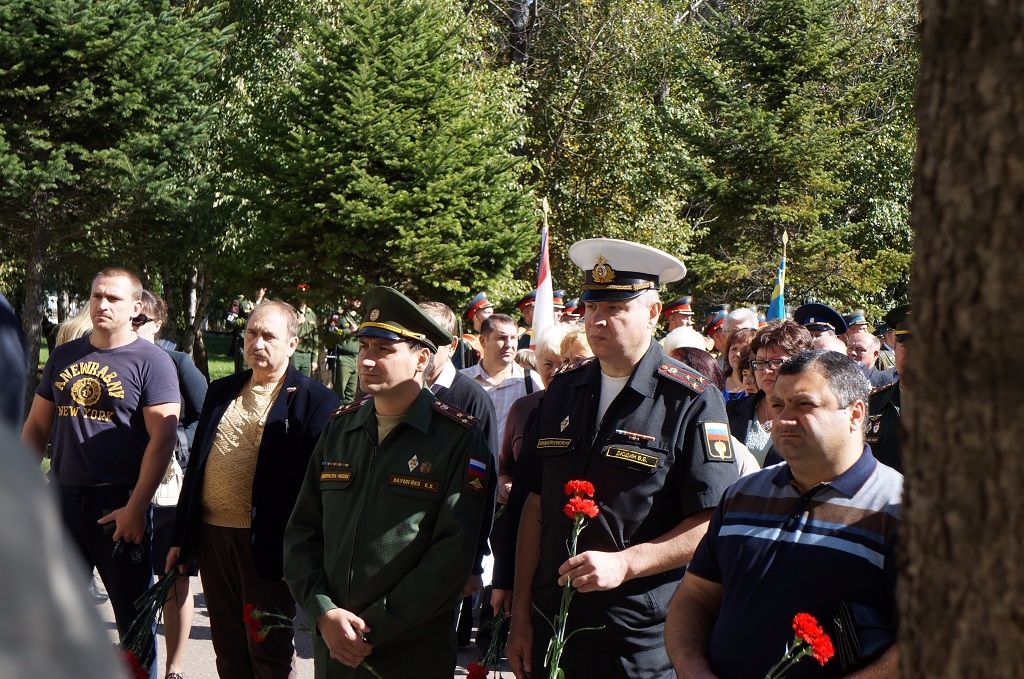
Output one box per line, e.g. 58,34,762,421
701,422,735,462
468,458,487,478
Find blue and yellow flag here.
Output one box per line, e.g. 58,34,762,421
766,255,786,321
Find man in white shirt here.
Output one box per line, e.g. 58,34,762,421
460,313,540,444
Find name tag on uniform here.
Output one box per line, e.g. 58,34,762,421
389,474,440,493
702,422,734,462
320,470,352,482
604,446,659,468
538,438,571,448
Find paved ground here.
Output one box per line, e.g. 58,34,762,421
96,575,513,678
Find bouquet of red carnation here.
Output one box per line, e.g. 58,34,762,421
536,480,603,679
244,604,383,677
764,612,835,678
466,607,508,678
117,569,179,675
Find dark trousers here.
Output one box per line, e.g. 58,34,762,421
57,485,156,676
199,523,297,679
530,607,674,679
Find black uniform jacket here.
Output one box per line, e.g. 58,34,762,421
516,341,739,643
867,379,902,472
172,366,340,580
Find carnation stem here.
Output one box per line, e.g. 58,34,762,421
547,516,584,678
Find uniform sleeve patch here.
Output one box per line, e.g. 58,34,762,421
432,400,478,428
464,456,488,494
658,363,707,393
701,422,734,462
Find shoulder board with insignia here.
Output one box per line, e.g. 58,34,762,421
657,363,708,393
551,356,597,378
870,381,897,396
432,400,478,428
331,395,370,418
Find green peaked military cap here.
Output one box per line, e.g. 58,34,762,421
884,303,911,336
355,286,453,352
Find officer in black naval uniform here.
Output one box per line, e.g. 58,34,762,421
867,304,911,472
505,239,740,679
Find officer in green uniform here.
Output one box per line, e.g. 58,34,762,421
867,304,910,472
284,286,494,678
328,300,361,400
290,299,319,377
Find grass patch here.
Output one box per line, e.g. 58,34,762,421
203,332,238,382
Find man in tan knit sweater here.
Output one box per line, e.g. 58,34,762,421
170,301,340,679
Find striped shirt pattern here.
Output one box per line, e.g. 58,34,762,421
688,448,902,678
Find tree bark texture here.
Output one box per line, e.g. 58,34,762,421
902,1,1024,677
21,217,47,416
181,265,211,379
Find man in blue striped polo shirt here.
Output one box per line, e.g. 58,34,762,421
666,350,901,679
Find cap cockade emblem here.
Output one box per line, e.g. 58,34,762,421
592,255,616,284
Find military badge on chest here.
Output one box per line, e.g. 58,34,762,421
866,415,883,443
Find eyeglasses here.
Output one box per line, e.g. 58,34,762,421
894,334,910,345
750,357,790,371
132,314,154,327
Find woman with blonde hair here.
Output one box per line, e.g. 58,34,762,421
55,305,93,345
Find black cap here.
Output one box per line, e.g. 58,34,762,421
794,303,848,334
884,304,911,336
355,286,453,352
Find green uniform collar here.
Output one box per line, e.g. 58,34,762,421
342,388,436,434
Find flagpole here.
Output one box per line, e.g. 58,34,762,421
767,230,789,321
532,198,555,348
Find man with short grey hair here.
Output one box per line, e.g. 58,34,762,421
170,300,340,678
847,331,892,388
714,307,759,355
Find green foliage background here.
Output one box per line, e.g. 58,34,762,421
0,0,918,372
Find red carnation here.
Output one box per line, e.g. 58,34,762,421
564,479,595,497
467,660,488,679
119,649,148,679
810,632,835,665
243,603,256,624
563,496,599,519
792,612,823,644
251,624,269,643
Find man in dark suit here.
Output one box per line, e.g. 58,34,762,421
419,301,499,648
168,300,340,678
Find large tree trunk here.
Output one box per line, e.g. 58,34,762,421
901,2,1024,676
21,218,47,414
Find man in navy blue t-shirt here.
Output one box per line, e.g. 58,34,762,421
22,267,180,676
666,350,901,679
